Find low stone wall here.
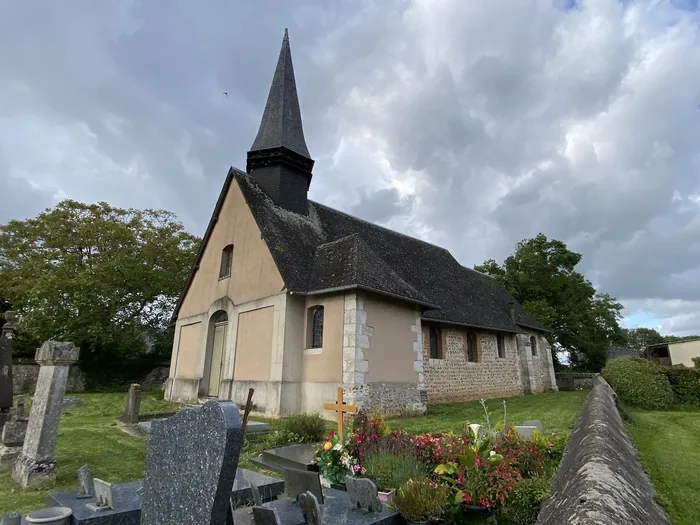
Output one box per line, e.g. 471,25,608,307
12,360,86,394
536,375,670,525
363,382,427,417
555,372,594,391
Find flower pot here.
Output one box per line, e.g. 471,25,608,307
26,507,72,525
377,489,395,505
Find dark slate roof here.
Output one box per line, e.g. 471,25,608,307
226,169,546,334
249,29,311,159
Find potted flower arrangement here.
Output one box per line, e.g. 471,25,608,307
391,479,451,525
315,431,359,488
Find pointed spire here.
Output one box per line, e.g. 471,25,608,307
250,28,310,159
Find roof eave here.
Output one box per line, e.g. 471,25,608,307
292,285,439,310
420,316,521,334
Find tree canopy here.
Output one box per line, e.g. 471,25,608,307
474,233,626,371
0,200,200,358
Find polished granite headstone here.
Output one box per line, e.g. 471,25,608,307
257,443,318,473
233,488,401,525
140,400,243,525
47,469,284,524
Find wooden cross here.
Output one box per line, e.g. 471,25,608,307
323,387,357,439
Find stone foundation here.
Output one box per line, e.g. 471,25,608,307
164,377,200,404
362,382,426,417
12,453,57,486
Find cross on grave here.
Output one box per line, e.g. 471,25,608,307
323,387,357,440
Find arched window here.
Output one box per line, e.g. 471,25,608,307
530,336,538,356
429,326,441,359
308,306,324,349
219,244,233,279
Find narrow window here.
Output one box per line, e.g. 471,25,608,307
530,336,538,356
308,306,324,349
429,326,441,359
497,334,506,359
467,332,478,362
219,244,233,279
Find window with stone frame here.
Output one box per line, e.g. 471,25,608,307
219,244,234,279
307,306,324,349
466,331,478,362
429,326,442,359
497,334,506,359
530,335,538,356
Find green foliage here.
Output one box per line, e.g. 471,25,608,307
496,476,550,525
362,449,426,491
278,413,327,443
602,357,674,409
474,233,625,371
391,479,451,522
620,327,665,352
316,432,357,484
664,368,700,405
0,200,199,359
693,357,700,370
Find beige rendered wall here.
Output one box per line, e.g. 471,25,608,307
175,322,202,378
233,306,274,382
301,294,344,383
178,180,285,320
670,340,700,367
363,296,418,383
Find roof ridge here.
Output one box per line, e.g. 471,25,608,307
309,200,453,254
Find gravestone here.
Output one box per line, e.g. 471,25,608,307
76,464,95,499
0,419,28,471
0,311,16,429
345,477,382,513
121,384,141,425
252,506,283,525
15,396,25,419
515,426,538,440
298,491,321,525
12,341,80,486
522,419,544,434
86,478,114,512
140,399,243,525
63,396,84,409
258,443,318,473
1,513,21,525
282,467,324,503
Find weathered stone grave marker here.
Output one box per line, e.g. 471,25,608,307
86,478,114,512
121,383,141,425
140,399,243,525
252,505,283,525
0,418,28,471
323,387,357,440
346,476,382,513
298,491,321,525
283,467,324,503
0,311,16,429
15,395,25,419
76,464,94,499
522,419,544,434
12,340,80,486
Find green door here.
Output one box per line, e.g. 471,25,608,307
207,323,227,397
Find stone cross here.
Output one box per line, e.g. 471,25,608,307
12,341,80,487
0,311,16,428
121,383,141,425
140,400,243,525
345,476,382,513
323,387,357,440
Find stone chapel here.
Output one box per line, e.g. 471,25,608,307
164,29,558,418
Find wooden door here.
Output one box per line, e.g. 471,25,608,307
207,322,227,397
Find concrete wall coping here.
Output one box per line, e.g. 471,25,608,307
536,374,670,525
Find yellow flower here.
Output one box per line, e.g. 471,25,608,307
323,441,333,451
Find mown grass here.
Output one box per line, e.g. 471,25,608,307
626,406,700,525
387,390,588,436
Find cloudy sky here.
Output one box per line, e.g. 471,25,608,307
1,0,699,336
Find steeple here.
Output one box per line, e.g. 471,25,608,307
247,29,315,215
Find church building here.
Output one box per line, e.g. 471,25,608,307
164,30,557,418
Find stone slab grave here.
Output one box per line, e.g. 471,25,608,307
515,419,544,440
236,473,400,525
138,418,271,437
255,443,319,474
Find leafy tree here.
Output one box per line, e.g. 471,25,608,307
474,233,625,371
0,200,199,358
620,327,665,352
664,334,700,344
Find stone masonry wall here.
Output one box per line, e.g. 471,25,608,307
423,327,524,403
12,361,86,394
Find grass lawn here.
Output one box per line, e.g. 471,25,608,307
0,389,588,515
626,406,700,525
387,390,588,436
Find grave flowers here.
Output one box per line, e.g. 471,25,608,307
391,478,451,525
315,431,360,485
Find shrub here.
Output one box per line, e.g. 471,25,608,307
602,357,674,409
278,413,326,443
361,449,427,491
664,367,700,405
693,356,700,370
497,476,550,525
392,479,451,522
